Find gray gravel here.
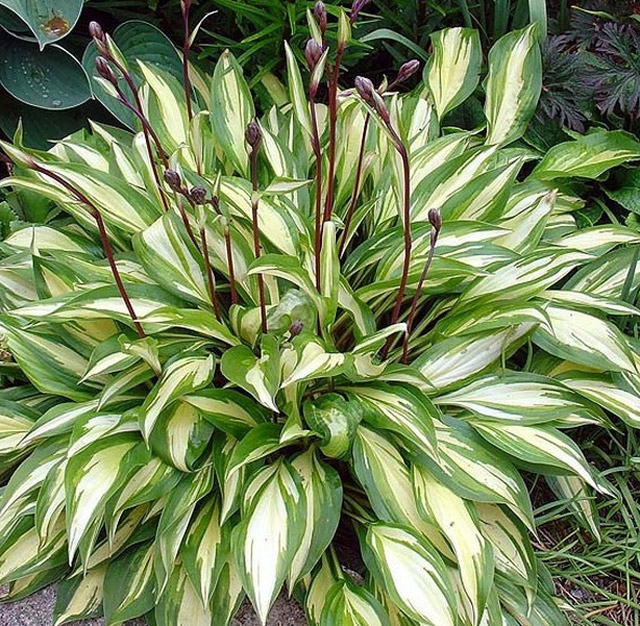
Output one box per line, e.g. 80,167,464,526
0,584,306,626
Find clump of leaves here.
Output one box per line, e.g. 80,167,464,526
1,7,640,626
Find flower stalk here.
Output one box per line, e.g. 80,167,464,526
28,161,145,338
180,0,194,123
401,209,441,364
246,121,268,334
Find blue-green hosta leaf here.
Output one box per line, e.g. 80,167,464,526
532,130,640,180
559,372,640,428
475,503,537,591
0,0,83,48
181,495,229,604
221,335,281,412
533,305,637,374
65,433,146,562
484,25,542,146
211,50,254,176
471,422,600,490
362,523,457,626
321,580,391,626
103,542,155,625
148,401,214,472
140,354,215,441
426,28,482,119
352,427,450,554
53,565,106,626
288,450,342,588
435,373,603,426
134,212,209,307
413,467,494,625
303,394,362,459
231,460,306,624
344,383,438,459
184,388,268,439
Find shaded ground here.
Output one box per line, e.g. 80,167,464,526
0,585,306,626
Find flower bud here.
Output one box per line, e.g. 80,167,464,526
305,39,323,71
245,121,262,150
396,59,421,84
164,169,182,191
350,0,371,24
89,21,105,42
354,76,375,106
190,185,207,205
95,57,117,86
314,1,327,34
289,320,304,337
428,208,442,231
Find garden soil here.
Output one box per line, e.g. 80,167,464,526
0,584,307,625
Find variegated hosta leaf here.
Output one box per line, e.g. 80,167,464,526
351,426,450,555
221,335,281,412
343,383,438,460
211,50,254,175
103,542,155,624
211,555,245,626
140,354,215,440
414,325,534,392
413,466,494,625
65,433,147,563
471,421,600,490
435,373,603,425
155,563,214,626
484,25,542,146
533,130,640,180
547,475,600,540
148,400,214,472
305,553,341,626
532,305,637,374
427,28,482,120
53,565,106,626
362,523,457,626
321,580,391,626
133,211,210,307
288,449,342,587
303,393,362,459
281,334,348,388
181,495,229,604
231,459,306,624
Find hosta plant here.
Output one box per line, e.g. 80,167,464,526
1,8,640,626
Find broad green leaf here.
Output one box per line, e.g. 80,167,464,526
140,354,215,440
231,460,306,624
533,131,640,180
0,0,83,47
211,50,254,175
221,335,281,412
362,523,457,626
413,467,494,625
484,25,542,146
281,335,347,388
321,580,391,626
427,28,482,119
